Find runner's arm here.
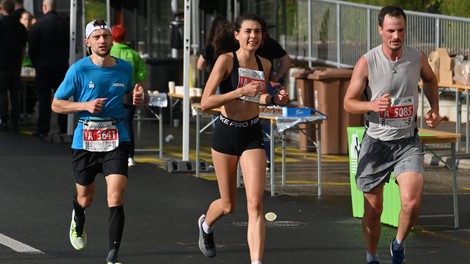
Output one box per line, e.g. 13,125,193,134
52,97,108,114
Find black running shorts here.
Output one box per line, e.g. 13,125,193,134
72,142,131,186
211,114,264,156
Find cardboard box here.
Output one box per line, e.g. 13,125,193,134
282,107,311,117
440,56,453,71
439,70,453,84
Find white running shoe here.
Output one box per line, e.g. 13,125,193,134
128,157,136,167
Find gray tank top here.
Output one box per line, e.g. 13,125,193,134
364,45,422,141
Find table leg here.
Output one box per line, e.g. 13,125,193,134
281,132,286,186
270,121,275,196
159,107,163,159
196,108,200,177
420,88,424,128
456,89,461,149
451,142,459,228
136,109,142,149
317,123,322,196
467,90,469,154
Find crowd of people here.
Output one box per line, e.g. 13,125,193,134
0,0,68,135
0,1,442,263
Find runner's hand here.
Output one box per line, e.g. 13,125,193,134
133,84,144,106
425,109,441,128
273,89,289,106
86,98,107,114
242,81,263,97
372,94,391,112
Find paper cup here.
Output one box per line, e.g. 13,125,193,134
265,212,277,221
168,81,176,93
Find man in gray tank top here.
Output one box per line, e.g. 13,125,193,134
343,5,441,264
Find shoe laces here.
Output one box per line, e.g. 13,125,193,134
202,231,215,249
73,218,85,237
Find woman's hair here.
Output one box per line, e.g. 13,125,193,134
213,14,267,57
207,16,229,47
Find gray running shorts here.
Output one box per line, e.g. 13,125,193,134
355,133,424,192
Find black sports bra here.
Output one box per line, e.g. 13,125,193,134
218,52,264,95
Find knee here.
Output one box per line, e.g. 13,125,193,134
77,194,94,208
401,197,420,214
246,197,263,214
364,202,383,221
107,191,124,207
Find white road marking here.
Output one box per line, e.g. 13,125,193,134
0,233,44,254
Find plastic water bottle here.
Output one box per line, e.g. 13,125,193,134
149,93,168,107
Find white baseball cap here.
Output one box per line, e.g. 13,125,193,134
85,19,111,38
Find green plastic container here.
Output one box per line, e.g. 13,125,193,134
347,127,401,227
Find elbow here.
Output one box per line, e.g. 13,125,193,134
200,98,214,112
200,101,209,112
51,99,62,114
343,101,350,112
51,104,59,114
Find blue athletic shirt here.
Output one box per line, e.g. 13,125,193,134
54,56,133,149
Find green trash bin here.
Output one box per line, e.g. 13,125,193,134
347,127,401,227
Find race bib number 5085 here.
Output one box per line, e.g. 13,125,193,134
379,96,414,128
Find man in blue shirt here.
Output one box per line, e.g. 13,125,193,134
52,19,144,264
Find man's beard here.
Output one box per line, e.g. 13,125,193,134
93,47,111,57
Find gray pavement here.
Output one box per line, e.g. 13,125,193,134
0,115,469,263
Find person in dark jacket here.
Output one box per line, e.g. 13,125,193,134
11,0,25,20
0,0,27,131
28,0,69,137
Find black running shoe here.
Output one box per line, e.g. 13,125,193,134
198,214,216,258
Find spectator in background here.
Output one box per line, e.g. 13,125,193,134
197,15,229,84
110,24,148,167
256,16,292,167
11,0,24,20
28,0,69,138
19,10,36,120
256,22,291,88
0,0,27,131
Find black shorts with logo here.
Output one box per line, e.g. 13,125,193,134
211,114,264,156
72,142,131,186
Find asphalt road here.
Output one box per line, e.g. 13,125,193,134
1,130,470,263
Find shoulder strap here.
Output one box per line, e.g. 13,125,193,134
255,55,264,71
232,52,239,68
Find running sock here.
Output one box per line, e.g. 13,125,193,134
366,252,380,263
107,205,125,262
72,194,85,220
251,261,262,264
202,219,213,234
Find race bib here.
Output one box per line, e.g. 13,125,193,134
238,67,265,103
82,120,119,152
379,96,414,128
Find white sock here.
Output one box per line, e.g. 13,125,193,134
396,237,403,245
251,261,262,264
202,220,213,234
